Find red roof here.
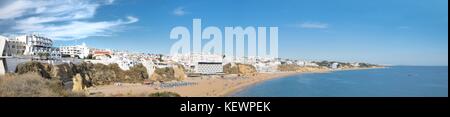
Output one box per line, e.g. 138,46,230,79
93,51,111,55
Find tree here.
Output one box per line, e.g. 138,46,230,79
86,54,93,59
37,52,50,60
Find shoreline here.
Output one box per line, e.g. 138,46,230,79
222,67,386,96
86,67,383,97
220,72,303,97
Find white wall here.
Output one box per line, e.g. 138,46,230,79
5,58,31,72
0,37,6,56
0,37,6,75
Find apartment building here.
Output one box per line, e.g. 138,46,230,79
4,34,61,59
195,62,223,74
60,43,90,59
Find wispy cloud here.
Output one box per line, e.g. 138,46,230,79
173,7,188,16
295,22,329,29
0,0,137,40
15,16,138,40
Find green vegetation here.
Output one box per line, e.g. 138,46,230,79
37,52,50,60
147,91,181,97
313,61,334,67
86,54,93,59
359,63,380,68
313,61,381,68
126,64,149,81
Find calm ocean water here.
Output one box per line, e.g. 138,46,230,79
232,66,448,97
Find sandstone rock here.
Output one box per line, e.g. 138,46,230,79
278,64,329,72
173,65,186,81
15,61,51,78
150,65,187,82
223,63,257,76
72,74,85,92
14,61,151,88
50,63,77,82
237,64,257,76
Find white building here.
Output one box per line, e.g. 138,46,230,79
171,53,223,63
0,36,7,75
14,34,53,55
351,62,360,67
331,63,339,69
60,43,90,59
85,55,138,70
296,60,319,67
5,34,61,59
171,53,223,73
1,39,26,56
195,62,223,74
254,62,278,73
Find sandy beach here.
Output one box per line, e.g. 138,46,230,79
86,67,383,97
87,72,304,97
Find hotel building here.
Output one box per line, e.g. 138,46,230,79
60,43,90,59
171,53,224,74
195,62,223,74
1,34,61,59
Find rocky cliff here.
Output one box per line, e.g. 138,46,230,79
278,64,329,72
14,61,157,90
223,63,257,76
72,74,86,92
15,61,52,79
150,65,186,82
15,61,188,88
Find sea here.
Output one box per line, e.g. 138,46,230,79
231,66,448,97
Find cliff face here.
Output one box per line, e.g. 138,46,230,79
51,63,79,83
278,64,329,72
15,62,52,79
223,63,257,76
150,65,186,82
14,61,153,88
72,74,86,92
173,65,187,81
14,61,188,88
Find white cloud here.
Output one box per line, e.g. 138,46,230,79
15,16,139,40
0,0,35,19
0,0,138,40
297,22,329,29
173,7,188,16
105,0,115,5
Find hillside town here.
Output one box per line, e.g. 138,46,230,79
0,34,382,97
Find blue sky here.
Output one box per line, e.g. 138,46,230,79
0,0,448,66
